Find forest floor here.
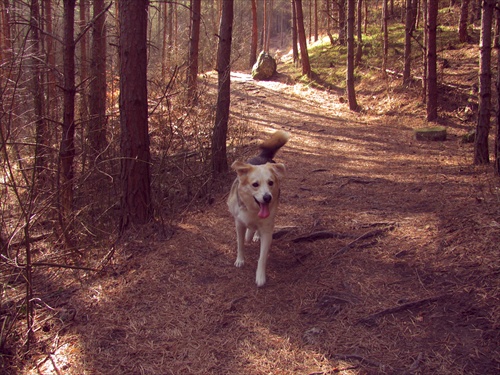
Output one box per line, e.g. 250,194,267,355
18,47,500,374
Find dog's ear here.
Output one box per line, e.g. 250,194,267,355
270,163,286,179
231,161,254,176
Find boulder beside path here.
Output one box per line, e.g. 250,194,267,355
252,51,277,80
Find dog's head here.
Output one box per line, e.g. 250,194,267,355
231,161,286,219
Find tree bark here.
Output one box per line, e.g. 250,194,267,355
495,5,500,175
263,0,268,52
119,0,152,231
382,0,388,77
355,0,363,66
295,0,311,76
30,0,47,175
250,0,258,67
426,0,438,122
161,2,168,77
60,0,76,243
187,0,201,104
474,0,494,165
422,0,428,103
314,0,318,42
338,0,346,45
346,0,358,111
0,0,12,63
89,0,107,159
403,0,417,85
291,0,299,64
459,0,470,43
211,0,233,177
79,0,88,120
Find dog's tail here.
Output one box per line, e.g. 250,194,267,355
248,130,290,165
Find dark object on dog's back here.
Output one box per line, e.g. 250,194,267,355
248,131,290,165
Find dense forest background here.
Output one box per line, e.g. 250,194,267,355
1,0,499,373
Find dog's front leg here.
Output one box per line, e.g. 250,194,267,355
256,231,272,287
234,220,246,267
245,229,256,244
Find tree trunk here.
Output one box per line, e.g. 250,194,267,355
495,5,500,175
382,0,388,77
0,0,12,63
161,2,168,77
263,0,268,52
265,0,273,52
250,0,258,67
44,0,57,140
60,0,76,244
119,0,152,231
326,0,335,45
355,0,363,66
474,0,494,165
211,0,233,177
295,0,311,76
426,0,438,122
89,0,107,159
459,0,470,43
79,0,88,120
338,0,346,45
187,0,201,104
403,0,417,85
314,0,318,42
422,0,428,103
30,0,47,176
346,0,358,111
291,0,299,64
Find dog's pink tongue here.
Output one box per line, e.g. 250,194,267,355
258,203,270,219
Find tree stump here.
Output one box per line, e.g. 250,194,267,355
414,126,447,141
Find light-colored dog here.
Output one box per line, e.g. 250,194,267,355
227,130,289,286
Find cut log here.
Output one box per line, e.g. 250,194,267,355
414,126,447,141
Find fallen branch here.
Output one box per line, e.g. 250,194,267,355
358,295,448,326
331,227,390,259
292,231,350,243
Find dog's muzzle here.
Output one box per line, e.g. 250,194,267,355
255,194,272,219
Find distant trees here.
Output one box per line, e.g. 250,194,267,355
1,0,499,243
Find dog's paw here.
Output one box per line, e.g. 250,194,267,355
234,258,245,267
245,230,256,244
252,232,260,242
255,272,266,287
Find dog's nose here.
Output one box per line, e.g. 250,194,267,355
263,193,272,203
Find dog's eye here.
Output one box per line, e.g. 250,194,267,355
268,180,274,186
252,182,259,188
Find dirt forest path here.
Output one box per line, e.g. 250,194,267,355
52,73,499,375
